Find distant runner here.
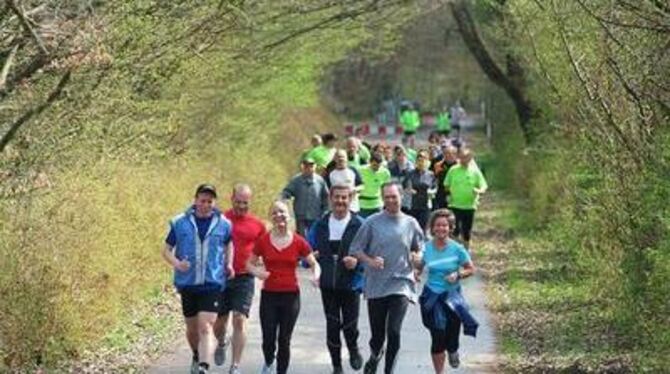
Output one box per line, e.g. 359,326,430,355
444,149,488,250
399,106,421,149
358,153,391,218
449,102,466,138
387,145,415,214
403,149,437,232
435,107,451,137
281,157,329,237
346,136,371,169
306,133,338,175
432,144,458,210
327,149,364,213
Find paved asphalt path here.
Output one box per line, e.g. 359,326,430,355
148,117,497,373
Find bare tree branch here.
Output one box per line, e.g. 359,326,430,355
7,0,48,56
0,70,70,153
0,43,19,89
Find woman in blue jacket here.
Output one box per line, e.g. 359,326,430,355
412,209,477,373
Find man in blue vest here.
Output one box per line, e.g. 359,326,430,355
162,184,234,374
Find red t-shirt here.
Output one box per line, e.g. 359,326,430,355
253,233,312,292
224,210,267,275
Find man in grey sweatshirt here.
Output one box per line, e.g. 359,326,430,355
281,157,330,237
350,182,425,374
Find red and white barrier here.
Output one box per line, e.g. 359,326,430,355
344,123,404,138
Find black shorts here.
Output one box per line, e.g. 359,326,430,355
403,130,417,136
180,290,221,318
219,274,255,317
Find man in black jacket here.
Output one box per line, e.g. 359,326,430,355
308,184,365,374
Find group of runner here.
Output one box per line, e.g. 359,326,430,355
162,109,487,374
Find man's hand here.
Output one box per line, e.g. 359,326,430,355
342,256,358,270
410,252,422,266
367,256,384,270
174,259,190,273
310,275,320,288
226,264,235,279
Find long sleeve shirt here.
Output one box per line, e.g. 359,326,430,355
281,173,329,220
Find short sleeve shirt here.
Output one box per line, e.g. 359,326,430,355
253,233,312,292
445,164,488,210
422,239,471,293
224,210,267,274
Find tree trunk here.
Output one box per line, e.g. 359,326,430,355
449,0,536,142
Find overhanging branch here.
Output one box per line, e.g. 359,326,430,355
0,70,71,153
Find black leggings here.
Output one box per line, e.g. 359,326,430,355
367,295,410,374
451,207,475,242
429,306,462,353
260,291,300,374
321,289,361,366
409,208,430,232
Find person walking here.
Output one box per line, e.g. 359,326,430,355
358,153,391,218
403,150,437,232
350,182,425,374
444,149,488,249
281,157,329,237
213,184,267,374
246,200,321,374
308,185,365,374
162,184,234,374
413,209,478,373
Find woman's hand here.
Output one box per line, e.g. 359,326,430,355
445,271,459,284
256,269,270,280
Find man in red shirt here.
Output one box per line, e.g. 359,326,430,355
214,184,267,374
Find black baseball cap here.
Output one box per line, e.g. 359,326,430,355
195,183,217,198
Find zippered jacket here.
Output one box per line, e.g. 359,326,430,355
419,286,479,337
308,212,365,291
169,207,232,291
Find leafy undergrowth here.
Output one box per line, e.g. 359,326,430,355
475,194,668,373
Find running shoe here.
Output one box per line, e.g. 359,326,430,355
259,362,274,374
190,357,199,374
448,351,460,368
363,348,384,374
229,365,241,374
215,337,229,366
349,348,363,370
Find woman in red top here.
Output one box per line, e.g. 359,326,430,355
247,200,320,374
